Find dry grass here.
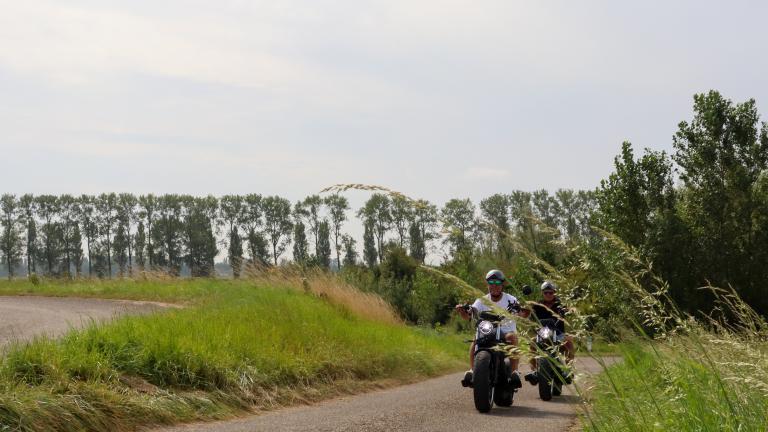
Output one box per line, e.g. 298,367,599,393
241,263,402,326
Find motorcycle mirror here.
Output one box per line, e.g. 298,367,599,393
521,285,533,296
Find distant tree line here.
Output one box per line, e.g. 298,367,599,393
0,190,596,280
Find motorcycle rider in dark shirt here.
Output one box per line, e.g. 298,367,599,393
519,280,575,372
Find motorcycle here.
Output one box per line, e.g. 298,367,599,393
459,304,520,413
525,317,572,401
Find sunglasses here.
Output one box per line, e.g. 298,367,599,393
487,280,503,285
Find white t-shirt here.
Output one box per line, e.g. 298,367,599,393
471,292,520,333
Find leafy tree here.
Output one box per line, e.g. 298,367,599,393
672,91,768,312
479,193,510,256
390,195,412,249
410,199,439,262
77,195,98,277
220,195,245,277
324,194,349,269
357,194,391,262
363,220,378,268
341,234,358,267
70,223,84,277
95,193,118,277
117,193,138,276
408,221,425,263
134,221,146,271
292,220,309,266
262,196,293,266
36,195,61,275
317,220,332,269
296,195,323,255
153,194,184,275
113,223,129,277
441,198,477,257
242,194,265,265
138,194,157,267
58,194,79,277
19,194,38,276
183,196,218,277
0,194,23,279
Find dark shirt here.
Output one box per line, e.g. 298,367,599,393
529,297,568,332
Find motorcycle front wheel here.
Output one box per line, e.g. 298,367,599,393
473,350,494,413
538,358,553,401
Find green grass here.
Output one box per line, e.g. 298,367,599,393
0,279,465,431
582,337,768,432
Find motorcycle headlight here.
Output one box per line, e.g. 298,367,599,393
478,320,494,336
538,327,553,340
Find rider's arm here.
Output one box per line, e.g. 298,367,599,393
455,304,471,321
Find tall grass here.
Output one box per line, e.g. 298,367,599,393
0,278,464,432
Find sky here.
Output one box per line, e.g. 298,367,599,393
2,0,767,209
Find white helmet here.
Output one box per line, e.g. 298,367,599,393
541,280,557,292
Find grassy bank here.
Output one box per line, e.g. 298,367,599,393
0,277,465,431
582,331,768,431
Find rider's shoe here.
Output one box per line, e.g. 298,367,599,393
524,371,539,386
461,370,473,387
510,370,522,389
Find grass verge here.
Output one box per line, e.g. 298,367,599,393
0,277,465,432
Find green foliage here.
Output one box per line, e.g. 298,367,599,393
317,220,332,269
0,279,464,432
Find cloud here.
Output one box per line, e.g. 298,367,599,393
464,167,510,180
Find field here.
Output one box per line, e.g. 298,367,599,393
0,275,465,432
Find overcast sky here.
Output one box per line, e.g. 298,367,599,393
2,0,767,207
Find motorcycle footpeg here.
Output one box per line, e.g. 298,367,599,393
461,370,473,388
510,372,522,389
524,371,539,386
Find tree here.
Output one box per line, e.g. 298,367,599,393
390,195,412,249
324,194,349,269
408,221,425,263
138,194,157,268
70,223,84,277
117,193,138,277
441,198,477,256
292,220,309,266
95,193,118,277
242,194,265,265
672,91,768,312
58,194,79,277
262,196,293,266
220,195,245,277
317,220,332,269
0,195,23,279
19,194,38,276
134,221,146,272
36,195,61,275
183,196,218,277
153,194,184,275
78,195,98,277
357,194,391,262
410,199,439,262
296,195,323,256
341,234,358,267
479,193,510,256
113,223,129,277
363,220,378,268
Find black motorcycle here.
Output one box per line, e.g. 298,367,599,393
460,304,520,413
526,318,572,401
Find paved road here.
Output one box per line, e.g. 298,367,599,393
153,357,613,432
0,295,167,347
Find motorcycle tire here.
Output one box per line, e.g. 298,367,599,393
473,351,494,413
552,383,562,396
538,359,553,401
494,382,513,407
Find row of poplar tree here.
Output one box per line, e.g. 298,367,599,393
0,190,597,279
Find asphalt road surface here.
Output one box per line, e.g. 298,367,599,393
0,295,167,347
154,357,613,432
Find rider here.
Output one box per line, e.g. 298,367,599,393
455,269,523,388
520,280,574,376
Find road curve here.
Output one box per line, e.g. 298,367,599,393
0,295,167,347
152,357,613,432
